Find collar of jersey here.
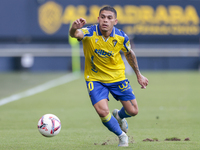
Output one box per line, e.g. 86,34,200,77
96,24,115,37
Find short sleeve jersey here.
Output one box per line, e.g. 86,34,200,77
80,24,131,83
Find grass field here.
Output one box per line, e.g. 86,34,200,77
0,71,199,150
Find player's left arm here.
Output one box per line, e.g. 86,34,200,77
124,50,149,89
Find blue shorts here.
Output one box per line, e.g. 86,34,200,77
86,79,136,105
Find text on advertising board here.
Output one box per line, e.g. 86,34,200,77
38,1,200,35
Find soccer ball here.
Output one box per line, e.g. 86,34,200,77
37,114,61,137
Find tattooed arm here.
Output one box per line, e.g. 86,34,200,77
124,50,140,77
124,50,149,89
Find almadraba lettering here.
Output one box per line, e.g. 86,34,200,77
38,1,200,35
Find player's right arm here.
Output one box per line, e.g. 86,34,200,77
69,18,86,40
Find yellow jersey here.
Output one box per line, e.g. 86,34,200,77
80,24,131,83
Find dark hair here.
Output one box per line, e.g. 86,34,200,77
99,6,117,18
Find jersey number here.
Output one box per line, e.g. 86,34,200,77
88,82,94,91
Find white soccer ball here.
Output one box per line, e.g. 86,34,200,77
37,114,61,137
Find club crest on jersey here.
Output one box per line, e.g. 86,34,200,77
112,40,117,47
95,39,98,43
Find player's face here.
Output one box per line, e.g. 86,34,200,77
98,10,118,33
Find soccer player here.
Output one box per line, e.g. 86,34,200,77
69,6,148,147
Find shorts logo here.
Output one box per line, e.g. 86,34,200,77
94,49,114,58
118,81,130,92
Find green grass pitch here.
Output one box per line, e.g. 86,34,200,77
0,71,199,150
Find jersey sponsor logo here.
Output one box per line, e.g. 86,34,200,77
94,49,114,58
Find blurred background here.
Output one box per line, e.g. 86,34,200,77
0,0,200,72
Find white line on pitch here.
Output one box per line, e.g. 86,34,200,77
0,73,80,106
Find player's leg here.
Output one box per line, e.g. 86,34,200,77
93,99,128,146
86,81,128,146
110,79,137,133
119,99,139,118
113,99,138,133
93,99,122,136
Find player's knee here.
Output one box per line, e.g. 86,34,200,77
127,108,139,116
130,110,138,116
96,108,110,117
133,109,139,116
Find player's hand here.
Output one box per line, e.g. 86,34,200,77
72,18,86,30
137,74,148,89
